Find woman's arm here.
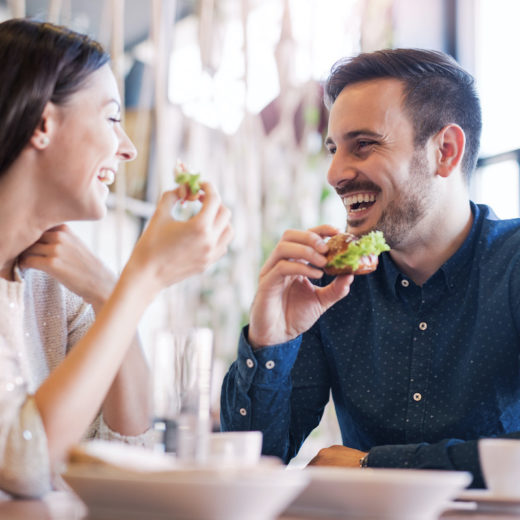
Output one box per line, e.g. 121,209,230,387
28,183,232,465
20,224,151,437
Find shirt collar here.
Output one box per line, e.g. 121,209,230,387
441,201,486,291
379,201,488,296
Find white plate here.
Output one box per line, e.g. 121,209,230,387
285,467,472,520
63,462,309,520
457,489,520,513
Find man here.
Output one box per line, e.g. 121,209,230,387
221,48,520,488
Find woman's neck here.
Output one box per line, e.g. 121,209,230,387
0,161,53,280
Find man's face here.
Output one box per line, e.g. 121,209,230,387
325,78,435,248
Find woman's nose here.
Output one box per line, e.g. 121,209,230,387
117,128,138,162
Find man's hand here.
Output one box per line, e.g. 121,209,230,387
248,225,354,348
307,445,368,468
19,224,116,312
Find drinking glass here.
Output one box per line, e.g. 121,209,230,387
150,327,213,462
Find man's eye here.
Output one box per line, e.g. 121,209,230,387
326,146,337,155
356,140,375,150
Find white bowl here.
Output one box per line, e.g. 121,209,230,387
63,462,308,520
286,466,472,520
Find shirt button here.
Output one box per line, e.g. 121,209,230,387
265,360,275,369
246,358,254,368
401,279,409,287
413,393,422,401
419,322,428,331
239,408,247,416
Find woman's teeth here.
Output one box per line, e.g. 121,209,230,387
98,169,115,186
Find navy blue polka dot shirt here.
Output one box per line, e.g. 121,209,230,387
221,202,520,488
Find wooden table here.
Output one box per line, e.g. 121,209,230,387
0,491,519,520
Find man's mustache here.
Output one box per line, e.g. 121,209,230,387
335,180,381,196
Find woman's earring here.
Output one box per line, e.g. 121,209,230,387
40,136,50,147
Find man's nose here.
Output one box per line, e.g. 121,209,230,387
327,152,358,188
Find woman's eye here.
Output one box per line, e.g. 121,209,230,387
109,117,121,124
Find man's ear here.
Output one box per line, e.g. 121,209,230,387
29,102,58,150
434,124,466,178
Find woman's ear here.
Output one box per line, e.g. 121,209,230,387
29,102,57,150
434,124,466,178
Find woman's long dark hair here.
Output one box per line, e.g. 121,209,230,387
0,19,110,174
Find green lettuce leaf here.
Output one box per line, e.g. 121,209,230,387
326,230,390,271
175,172,201,195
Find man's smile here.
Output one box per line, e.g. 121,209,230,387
342,192,377,214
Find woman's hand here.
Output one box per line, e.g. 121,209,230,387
248,225,354,348
127,181,233,293
18,224,116,312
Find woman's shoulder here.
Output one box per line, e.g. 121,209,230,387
21,268,92,318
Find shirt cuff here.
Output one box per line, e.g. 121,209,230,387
237,326,302,387
367,438,467,473
366,443,427,468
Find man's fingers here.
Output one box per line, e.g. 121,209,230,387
261,238,328,274
280,229,330,250
308,224,342,238
315,274,354,309
261,259,324,282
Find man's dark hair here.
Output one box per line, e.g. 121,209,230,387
0,19,110,174
325,48,482,180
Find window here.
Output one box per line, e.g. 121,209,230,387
459,0,520,218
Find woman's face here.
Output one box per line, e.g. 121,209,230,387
41,64,136,222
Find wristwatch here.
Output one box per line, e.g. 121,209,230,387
359,453,369,468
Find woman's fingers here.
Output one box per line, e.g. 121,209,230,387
214,222,234,257
19,242,51,258
156,189,181,217
195,182,221,223
211,203,233,239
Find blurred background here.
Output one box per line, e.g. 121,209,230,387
1,0,518,464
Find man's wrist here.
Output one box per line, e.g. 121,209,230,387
359,452,369,468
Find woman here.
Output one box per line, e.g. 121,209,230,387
0,19,233,497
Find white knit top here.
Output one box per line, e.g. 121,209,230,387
0,267,150,497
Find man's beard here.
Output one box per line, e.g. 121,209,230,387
347,148,433,248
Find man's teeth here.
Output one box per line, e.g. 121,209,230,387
343,193,376,211
98,170,115,186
